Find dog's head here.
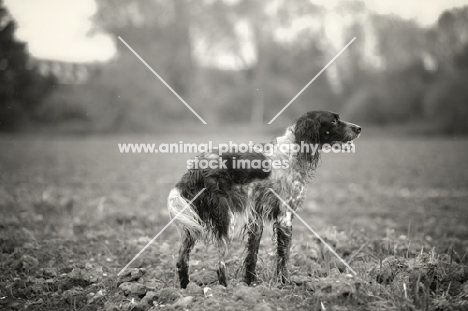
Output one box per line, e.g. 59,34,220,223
293,110,361,146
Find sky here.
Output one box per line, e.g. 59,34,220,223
4,0,468,63
4,0,115,62
315,0,468,24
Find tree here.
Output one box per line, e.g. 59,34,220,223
0,0,55,130
91,0,195,128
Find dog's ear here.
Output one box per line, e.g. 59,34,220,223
294,115,320,146
293,114,321,164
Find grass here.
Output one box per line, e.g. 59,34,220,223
0,131,467,310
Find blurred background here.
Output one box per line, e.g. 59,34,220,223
1,0,468,134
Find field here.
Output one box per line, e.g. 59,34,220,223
0,131,467,311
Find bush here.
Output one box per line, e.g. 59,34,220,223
424,74,468,134
343,64,430,125
38,83,130,132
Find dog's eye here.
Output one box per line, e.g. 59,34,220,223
331,119,337,125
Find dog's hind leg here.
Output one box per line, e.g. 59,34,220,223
243,220,264,285
176,231,196,289
216,236,230,287
274,211,293,283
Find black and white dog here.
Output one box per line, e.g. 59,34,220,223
168,110,361,288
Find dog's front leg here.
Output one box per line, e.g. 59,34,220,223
274,211,293,283
243,221,263,285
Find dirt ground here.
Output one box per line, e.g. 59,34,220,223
1,131,467,310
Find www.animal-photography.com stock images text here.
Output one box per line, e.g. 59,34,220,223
1,1,468,310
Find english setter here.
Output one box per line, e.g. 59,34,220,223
168,110,361,288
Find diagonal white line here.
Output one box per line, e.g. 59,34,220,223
118,36,207,125
268,188,357,275
117,188,206,276
268,37,356,124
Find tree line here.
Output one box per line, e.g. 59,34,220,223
1,0,468,133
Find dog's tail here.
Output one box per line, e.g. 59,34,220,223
167,188,204,239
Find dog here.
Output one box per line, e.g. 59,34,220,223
168,110,361,288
